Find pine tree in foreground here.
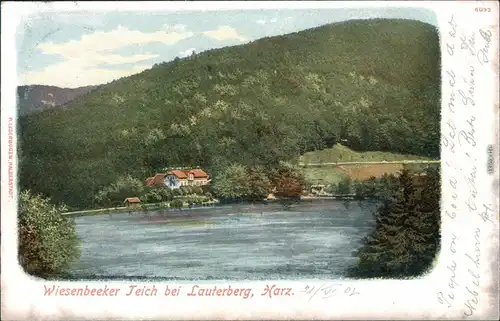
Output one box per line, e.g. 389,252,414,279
348,167,441,279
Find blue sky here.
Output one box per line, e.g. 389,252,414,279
16,7,437,88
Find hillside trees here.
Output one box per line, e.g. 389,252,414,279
19,19,440,209
18,190,80,279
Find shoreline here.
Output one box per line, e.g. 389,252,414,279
62,196,371,218
72,199,379,222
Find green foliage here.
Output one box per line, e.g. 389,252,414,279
178,194,210,204
180,185,205,196
353,174,400,200
18,190,80,278
353,177,378,198
335,176,353,195
138,185,211,205
213,162,305,201
170,199,184,210
349,167,441,278
19,19,440,209
213,164,250,200
140,187,174,203
212,164,272,201
95,175,144,207
246,166,272,201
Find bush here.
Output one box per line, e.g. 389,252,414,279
336,176,352,195
170,199,184,210
140,187,173,203
18,190,80,279
192,186,204,195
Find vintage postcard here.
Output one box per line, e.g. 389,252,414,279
1,1,499,320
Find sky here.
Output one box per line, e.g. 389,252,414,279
16,7,438,88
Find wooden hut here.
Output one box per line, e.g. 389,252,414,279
123,197,141,208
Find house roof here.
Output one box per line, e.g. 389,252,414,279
188,169,208,178
144,177,154,186
168,170,187,179
154,168,209,181
124,197,141,203
151,173,167,186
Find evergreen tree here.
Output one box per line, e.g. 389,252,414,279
349,167,441,278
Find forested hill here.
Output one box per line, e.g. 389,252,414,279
19,18,441,209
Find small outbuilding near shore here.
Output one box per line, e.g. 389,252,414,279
124,197,141,208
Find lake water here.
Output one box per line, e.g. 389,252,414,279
70,201,377,280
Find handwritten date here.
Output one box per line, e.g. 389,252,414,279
300,283,360,301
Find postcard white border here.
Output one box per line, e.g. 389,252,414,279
2,1,499,320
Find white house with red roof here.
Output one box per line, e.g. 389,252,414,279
144,168,210,189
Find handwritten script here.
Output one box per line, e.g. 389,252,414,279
437,13,497,318
300,283,360,302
